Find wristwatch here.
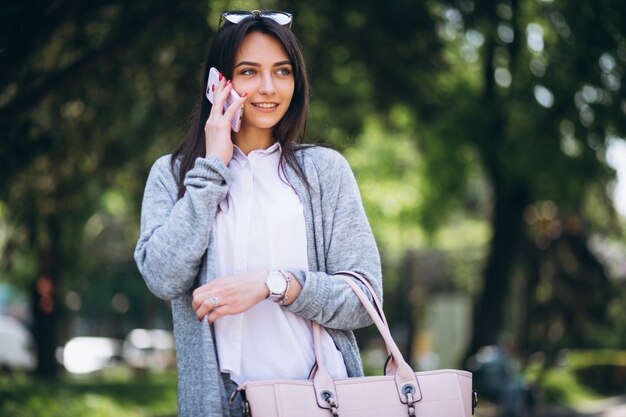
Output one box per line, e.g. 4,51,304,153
265,270,291,302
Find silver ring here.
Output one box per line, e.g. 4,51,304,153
209,295,220,308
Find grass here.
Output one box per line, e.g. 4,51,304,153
0,368,177,417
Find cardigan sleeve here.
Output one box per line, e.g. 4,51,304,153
134,155,232,300
285,148,383,330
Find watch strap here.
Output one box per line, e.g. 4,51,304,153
278,270,292,306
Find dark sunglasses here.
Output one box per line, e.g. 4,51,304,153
219,10,293,29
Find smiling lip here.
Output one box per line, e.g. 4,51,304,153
252,102,279,110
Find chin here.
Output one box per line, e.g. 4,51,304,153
245,117,284,130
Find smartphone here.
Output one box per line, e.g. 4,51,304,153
206,67,243,132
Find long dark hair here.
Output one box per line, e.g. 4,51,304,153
171,15,309,199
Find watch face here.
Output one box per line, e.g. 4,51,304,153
267,271,287,294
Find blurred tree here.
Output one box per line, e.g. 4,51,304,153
433,0,626,360
0,0,211,376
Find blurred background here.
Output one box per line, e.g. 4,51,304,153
1,0,626,416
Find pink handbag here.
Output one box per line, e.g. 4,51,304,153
235,272,477,416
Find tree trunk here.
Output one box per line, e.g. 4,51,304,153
517,239,541,364
467,182,527,356
32,216,61,378
465,4,529,356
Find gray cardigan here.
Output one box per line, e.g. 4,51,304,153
134,145,382,417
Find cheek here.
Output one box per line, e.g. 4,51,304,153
232,79,257,96
281,81,295,100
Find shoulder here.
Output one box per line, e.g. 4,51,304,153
147,154,178,180
144,154,179,194
150,154,175,172
295,144,352,175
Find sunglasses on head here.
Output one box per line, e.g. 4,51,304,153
219,10,293,29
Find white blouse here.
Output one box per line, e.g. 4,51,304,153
212,143,348,385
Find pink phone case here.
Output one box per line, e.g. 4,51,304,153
206,67,243,132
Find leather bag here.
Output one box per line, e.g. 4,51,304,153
235,271,477,416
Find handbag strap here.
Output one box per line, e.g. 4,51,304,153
333,271,399,374
312,272,422,411
333,271,388,325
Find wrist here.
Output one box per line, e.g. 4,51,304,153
277,271,292,306
261,270,270,299
206,151,231,166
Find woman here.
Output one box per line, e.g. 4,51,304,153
134,10,382,417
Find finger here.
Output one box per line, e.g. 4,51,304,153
204,301,233,323
207,306,228,324
213,80,234,112
192,296,207,312
208,77,229,115
193,298,207,318
191,290,208,309
195,298,215,320
200,290,226,313
223,91,248,119
192,291,213,313
192,283,215,298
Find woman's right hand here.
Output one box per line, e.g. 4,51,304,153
204,74,247,165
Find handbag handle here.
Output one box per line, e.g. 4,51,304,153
312,272,422,411
333,271,388,325
333,271,397,375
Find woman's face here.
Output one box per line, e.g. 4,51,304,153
231,32,295,132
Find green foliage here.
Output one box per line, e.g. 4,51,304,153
533,367,601,406
0,372,177,417
345,119,427,254
524,350,626,406
345,118,490,297
434,217,491,293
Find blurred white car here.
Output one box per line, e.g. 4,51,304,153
122,328,175,370
61,336,122,374
0,315,36,372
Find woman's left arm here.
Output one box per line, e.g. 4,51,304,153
284,151,383,330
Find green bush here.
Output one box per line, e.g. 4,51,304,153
538,368,600,406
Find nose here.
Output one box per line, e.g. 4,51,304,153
258,72,276,95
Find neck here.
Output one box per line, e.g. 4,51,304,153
232,126,274,155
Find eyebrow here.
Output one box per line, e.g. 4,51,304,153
234,60,292,68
